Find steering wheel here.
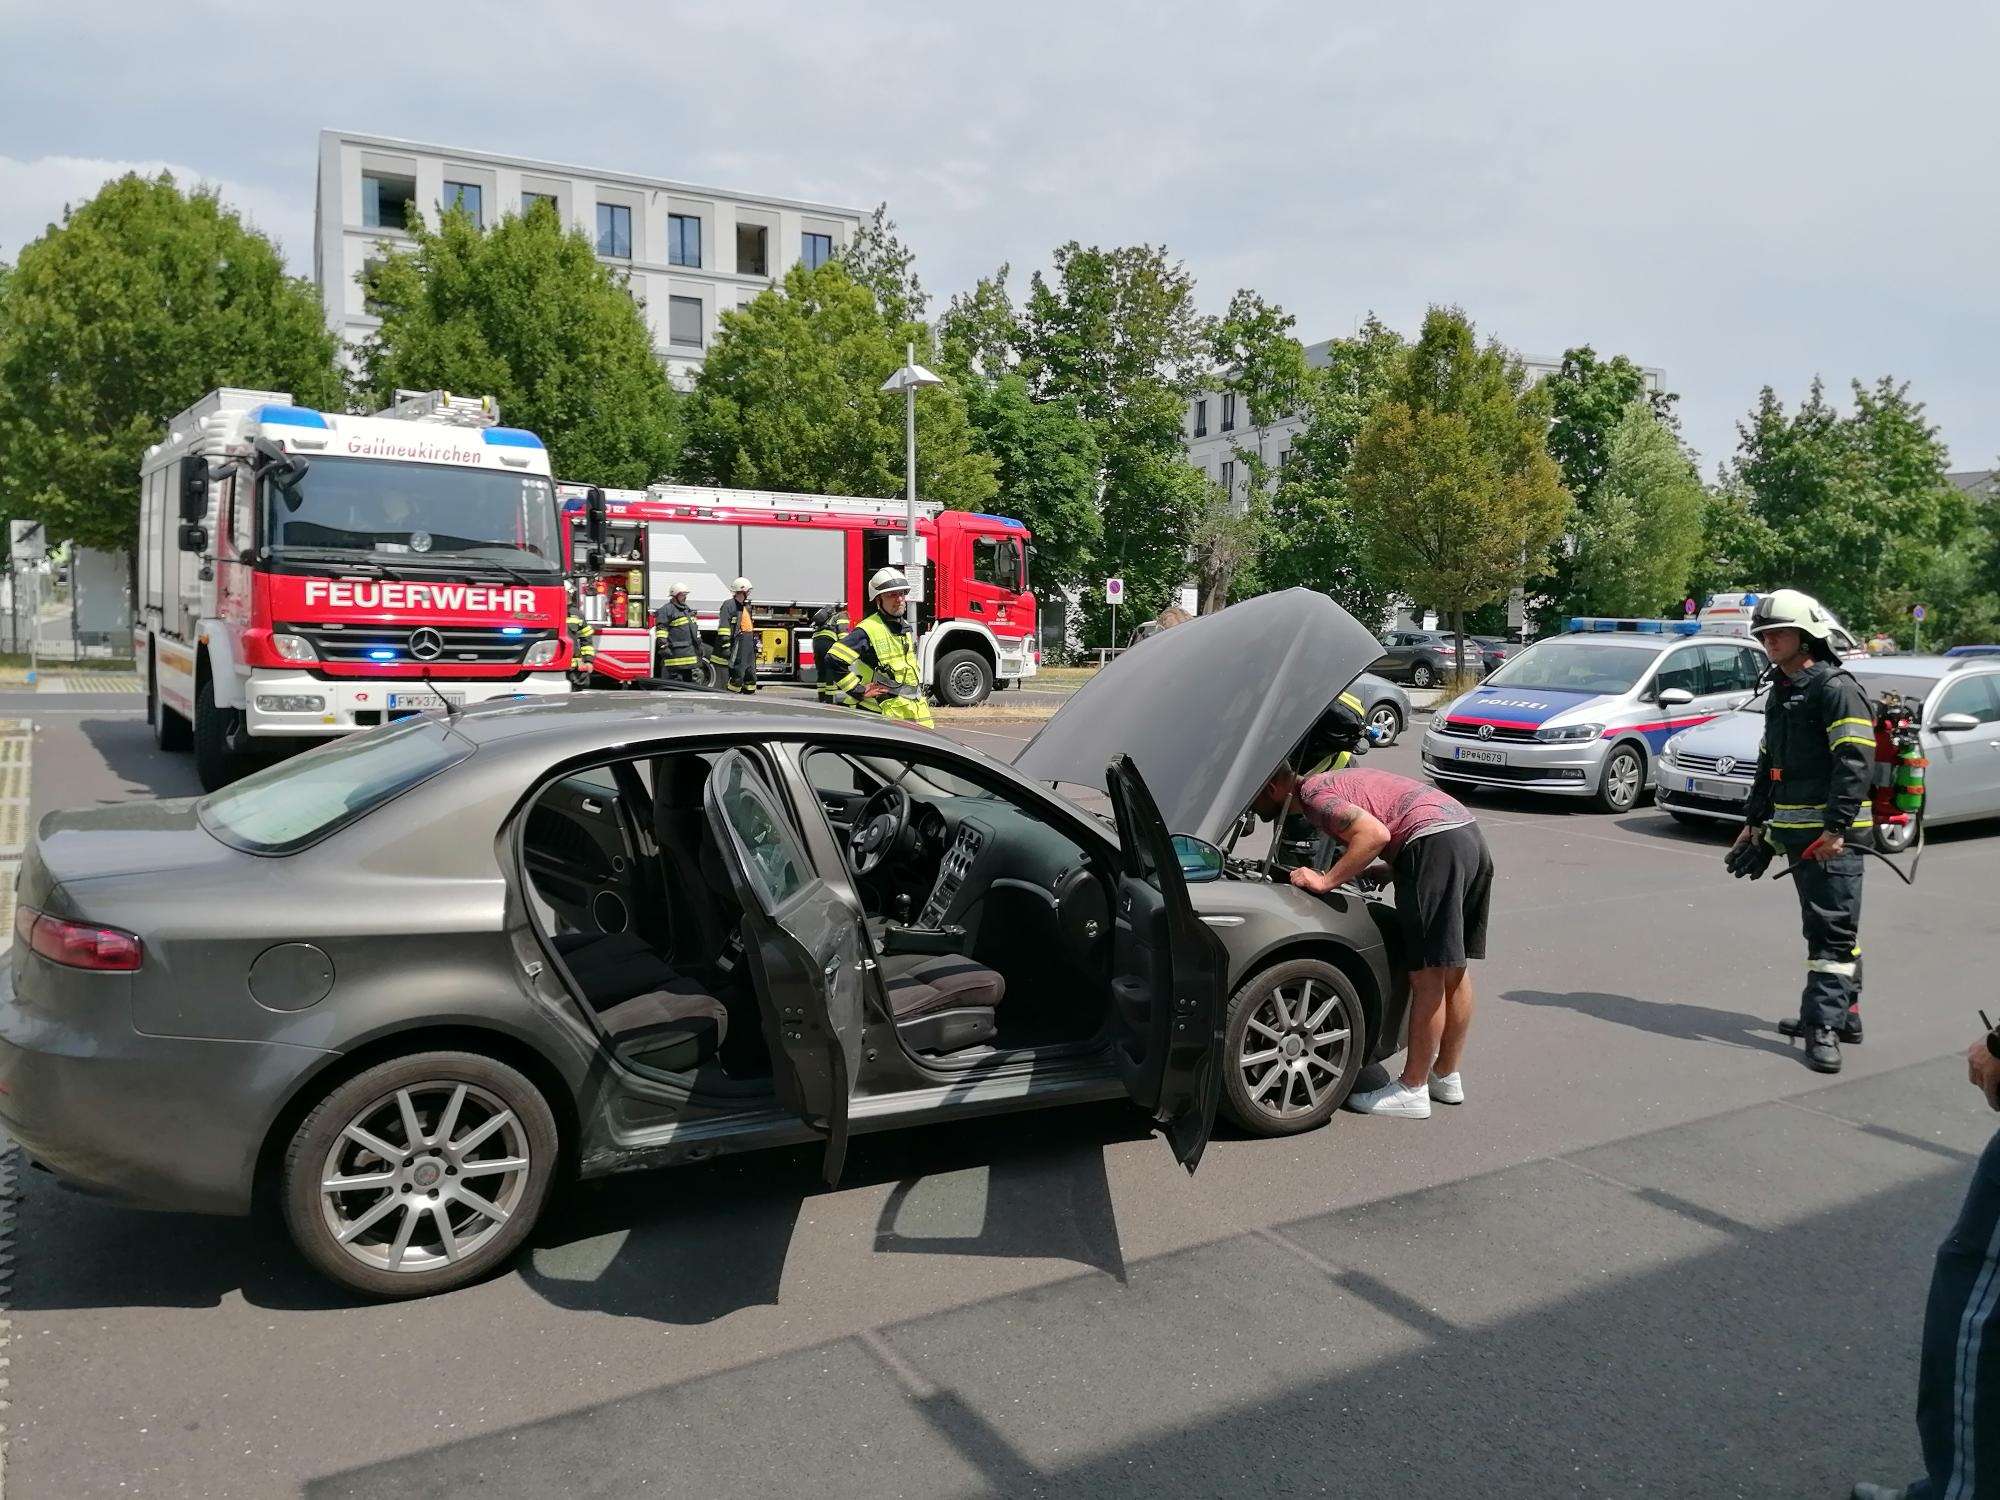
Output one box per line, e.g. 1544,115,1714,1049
847,784,911,878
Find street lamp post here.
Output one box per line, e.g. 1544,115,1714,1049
879,344,944,625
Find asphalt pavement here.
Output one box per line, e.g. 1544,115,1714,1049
6,689,2000,1497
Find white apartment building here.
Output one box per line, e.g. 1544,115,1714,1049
312,130,866,384
1184,339,1664,509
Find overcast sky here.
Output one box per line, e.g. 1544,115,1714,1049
3,0,1995,476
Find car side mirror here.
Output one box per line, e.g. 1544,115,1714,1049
1935,712,1980,733
177,523,208,553
586,547,605,572
1658,687,1694,708
178,456,210,524
586,486,608,546
1172,834,1226,884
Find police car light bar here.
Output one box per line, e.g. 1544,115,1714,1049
1566,617,1703,636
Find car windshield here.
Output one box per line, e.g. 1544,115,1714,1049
197,719,472,854
267,456,560,574
1479,640,1655,695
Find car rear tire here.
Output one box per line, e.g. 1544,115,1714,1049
282,1050,559,1300
1221,959,1367,1136
1875,819,1917,854
936,649,993,707
1411,662,1437,688
1366,703,1403,746
1595,743,1645,813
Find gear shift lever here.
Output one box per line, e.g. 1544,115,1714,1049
892,893,913,924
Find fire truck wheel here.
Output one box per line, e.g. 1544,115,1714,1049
936,649,994,707
193,676,241,792
150,669,191,753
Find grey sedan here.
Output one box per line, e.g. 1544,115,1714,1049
1,590,1410,1297
1655,656,2000,851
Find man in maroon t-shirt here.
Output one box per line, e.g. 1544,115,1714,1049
1256,765,1495,1119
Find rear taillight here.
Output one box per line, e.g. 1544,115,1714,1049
14,905,143,971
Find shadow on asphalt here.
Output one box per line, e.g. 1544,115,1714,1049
1502,988,1798,1058
75,716,202,802
14,1101,1149,1322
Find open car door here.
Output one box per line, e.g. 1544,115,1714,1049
1104,753,1228,1172
703,749,868,1185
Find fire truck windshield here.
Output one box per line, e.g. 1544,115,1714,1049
266,457,559,576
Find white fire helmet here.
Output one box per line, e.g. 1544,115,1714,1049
1750,588,1838,657
669,580,690,599
732,577,752,594
869,567,912,601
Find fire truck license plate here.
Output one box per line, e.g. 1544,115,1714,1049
389,691,463,711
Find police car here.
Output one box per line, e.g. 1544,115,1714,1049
1420,618,1767,812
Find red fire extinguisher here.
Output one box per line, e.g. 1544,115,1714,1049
1871,699,1925,831
610,585,629,627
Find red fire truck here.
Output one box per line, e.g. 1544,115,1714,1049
561,483,1038,705
137,388,572,789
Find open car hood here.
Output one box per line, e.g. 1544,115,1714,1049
1016,589,1383,845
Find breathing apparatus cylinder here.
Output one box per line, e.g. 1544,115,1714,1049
1870,700,1925,827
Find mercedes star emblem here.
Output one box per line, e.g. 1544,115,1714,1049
1477,723,1495,740
410,531,433,553
409,627,445,662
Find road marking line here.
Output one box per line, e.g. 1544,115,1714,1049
857,1327,939,1400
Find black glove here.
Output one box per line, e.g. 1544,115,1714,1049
1724,837,1774,880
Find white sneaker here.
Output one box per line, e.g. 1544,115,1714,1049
1343,1080,1432,1118
1429,1071,1465,1105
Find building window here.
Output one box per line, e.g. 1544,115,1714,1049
1220,393,1236,432
1193,398,1208,438
361,171,416,231
737,223,770,277
442,181,483,228
522,191,558,220
668,295,704,348
1219,459,1235,494
802,231,834,270
1278,446,1292,476
597,203,633,259
669,214,701,268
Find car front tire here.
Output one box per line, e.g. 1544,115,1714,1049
1367,703,1403,746
282,1050,560,1300
1221,959,1367,1136
1875,819,1917,854
1595,743,1645,813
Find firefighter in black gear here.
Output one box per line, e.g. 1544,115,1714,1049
565,598,597,686
653,582,707,685
716,578,758,694
1733,588,1874,1074
810,603,850,705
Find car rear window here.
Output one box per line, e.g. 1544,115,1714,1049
197,719,472,855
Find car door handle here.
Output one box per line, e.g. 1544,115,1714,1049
580,798,603,815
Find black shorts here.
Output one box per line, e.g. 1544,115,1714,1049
1391,823,1493,969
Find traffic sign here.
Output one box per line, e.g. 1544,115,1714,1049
9,519,45,563
1105,577,1124,605
1912,604,1927,622
1683,597,1697,616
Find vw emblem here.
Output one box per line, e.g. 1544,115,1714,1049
1716,755,1737,775
409,627,445,661
1477,723,1495,741
410,531,433,553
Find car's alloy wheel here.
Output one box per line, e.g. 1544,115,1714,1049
283,1051,558,1298
1367,704,1402,745
1596,744,1644,813
1411,663,1436,688
1875,819,1917,854
1221,959,1366,1135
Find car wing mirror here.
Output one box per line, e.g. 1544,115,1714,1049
178,455,211,523
1171,833,1226,884
1935,712,1981,733
1658,687,1694,708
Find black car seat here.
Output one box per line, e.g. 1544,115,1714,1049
651,755,732,972
878,952,1008,1054
597,973,731,1075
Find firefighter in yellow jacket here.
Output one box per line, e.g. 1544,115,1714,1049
826,568,935,727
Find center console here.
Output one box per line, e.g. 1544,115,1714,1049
919,819,987,928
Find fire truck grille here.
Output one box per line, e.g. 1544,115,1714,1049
282,623,554,666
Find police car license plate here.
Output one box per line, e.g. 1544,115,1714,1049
1453,747,1506,766
388,690,462,711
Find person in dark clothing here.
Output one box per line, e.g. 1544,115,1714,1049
1852,1026,2000,1500
652,582,707,685
811,604,851,705
1731,588,1875,1074
715,578,758,694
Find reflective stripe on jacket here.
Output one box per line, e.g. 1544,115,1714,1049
715,599,753,645
1743,660,1874,835
654,608,704,667
828,611,933,726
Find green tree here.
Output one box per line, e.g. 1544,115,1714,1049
1347,307,1571,661
1565,403,1709,617
1727,377,1966,633
837,202,927,326
936,264,1021,382
0,172,342,553
1685,477,1777,607
960,373,1100,594
356,200,680,488
680,259,996,510
1016,242,1211,643
1260,314,1406,623
1203,290,1311,607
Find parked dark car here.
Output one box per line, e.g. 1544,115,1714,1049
1370,630,1483,688
1,590,1409,1298
1471,636,1522,673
